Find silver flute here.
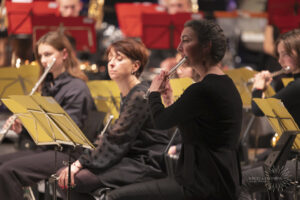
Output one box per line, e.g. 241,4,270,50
247,66,290,84
100,115,114,136
0,58,56,142
144,56,187,99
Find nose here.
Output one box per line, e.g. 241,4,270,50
108,59,115,69
177,42,183,54
65,9,73,17
278,56,283,67
40,56,47,67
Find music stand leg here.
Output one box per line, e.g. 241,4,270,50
295,154,299,200
48,145,62,200
241,114,256,164
67,148,72,200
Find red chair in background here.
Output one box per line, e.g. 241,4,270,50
269,15,300,33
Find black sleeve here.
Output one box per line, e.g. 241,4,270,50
273,81,300,106
251,81,300,117
148,85,208,130
62,86,92,129
78,89,149,170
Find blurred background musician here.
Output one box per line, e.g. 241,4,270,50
165,0,192,14
56,38,169,200
0,30,96,200
57,0,83,17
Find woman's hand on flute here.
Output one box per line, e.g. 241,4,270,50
161,80,173,107
149,70,169,93
4,116,22,134
252,70,272,91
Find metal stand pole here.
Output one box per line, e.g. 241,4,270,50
295,154,299,200
67,148,72,200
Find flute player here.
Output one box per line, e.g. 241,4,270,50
0,30,95,199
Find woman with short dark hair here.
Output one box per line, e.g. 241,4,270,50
56,38,169,200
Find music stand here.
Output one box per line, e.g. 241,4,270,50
169,77,193,101
253,98,300,198
141,12,203,50
6,1,58,35
1,94,95,200
0,64,40,100
87,80,121,121
32,15,97,52
225,67,275,109
115,2,160,38
225,67,274,163
224,67,275,156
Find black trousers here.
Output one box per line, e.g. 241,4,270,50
107,177,185,200
0,149,73,200
57,168,104,200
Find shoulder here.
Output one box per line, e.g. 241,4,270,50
204,74,236,90
68,76,89,91
125,82,149,104
128,81,149,96
62,76,91,98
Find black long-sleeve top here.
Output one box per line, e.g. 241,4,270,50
41,72,95,129
149,74,243,200
79,82,169,177
252,73,300,127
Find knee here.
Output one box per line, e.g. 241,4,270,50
0,163,12,173
0,163,14,181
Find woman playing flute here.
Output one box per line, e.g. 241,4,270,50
0,30,95,199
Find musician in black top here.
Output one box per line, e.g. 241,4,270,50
239,29,300,199
106,19,243,200
0,31,95,199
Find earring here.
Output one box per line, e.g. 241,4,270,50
131,71,135,75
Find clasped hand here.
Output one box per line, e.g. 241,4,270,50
58,161,81,189
252,70,272,91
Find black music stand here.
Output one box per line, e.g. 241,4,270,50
253,97,300,199
264,131,300,200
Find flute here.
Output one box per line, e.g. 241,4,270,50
247,66,291,84
144,56,187,99
167,56,188,76
0,58,56,142
100,115,114,136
